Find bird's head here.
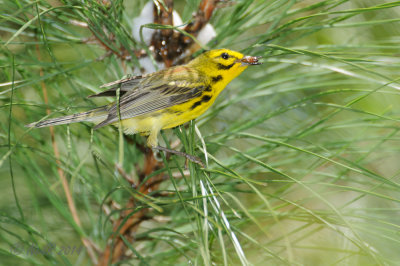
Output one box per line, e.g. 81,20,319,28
189,48,262,82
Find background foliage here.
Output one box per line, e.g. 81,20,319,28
1,0,400,265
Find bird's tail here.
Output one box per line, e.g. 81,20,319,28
26,106,108,128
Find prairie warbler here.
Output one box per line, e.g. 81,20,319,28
27,49,261,165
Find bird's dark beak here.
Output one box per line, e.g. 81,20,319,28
237,56,262,66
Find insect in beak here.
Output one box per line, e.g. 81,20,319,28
237,56,262,66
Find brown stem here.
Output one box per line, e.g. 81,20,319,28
151,0,220,66
97,149,164,265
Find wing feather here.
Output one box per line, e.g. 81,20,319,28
94,66,207,129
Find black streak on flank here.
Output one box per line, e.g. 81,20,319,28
211,75,223,83
204,85,212,92
217,63,235,70
202,95,212,103
190,95,212,110
190,101,202,110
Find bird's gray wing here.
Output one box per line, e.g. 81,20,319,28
94,66,207,129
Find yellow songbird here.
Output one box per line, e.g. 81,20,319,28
27,49,261,164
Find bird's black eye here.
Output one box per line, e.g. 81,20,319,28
221,53,229,60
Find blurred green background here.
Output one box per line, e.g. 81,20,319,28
1,0,400,265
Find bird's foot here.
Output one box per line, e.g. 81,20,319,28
154,145,205,168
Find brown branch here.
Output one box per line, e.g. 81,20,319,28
151,0,221,66
151,0,178,67
97,148,164,265
97,143,192,265
184,0,218,34
74,0,220,66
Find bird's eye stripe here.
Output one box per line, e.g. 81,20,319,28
217,63,235,70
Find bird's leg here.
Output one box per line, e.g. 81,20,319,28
147,129,204,167
154,146,204,168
